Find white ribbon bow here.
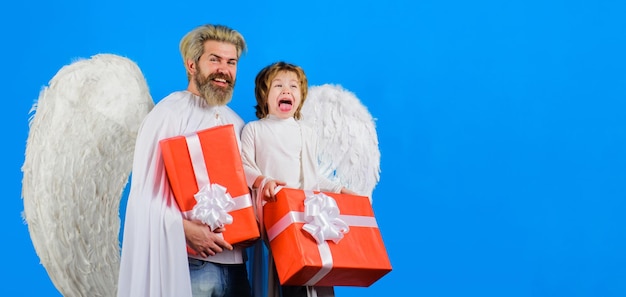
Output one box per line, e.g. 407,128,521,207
191,183,235,231
302,192,350,244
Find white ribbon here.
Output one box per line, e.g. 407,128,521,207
184,132,237,231
192,183,235,231
302,192,350,244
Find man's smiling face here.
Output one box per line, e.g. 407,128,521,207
192,40,239,106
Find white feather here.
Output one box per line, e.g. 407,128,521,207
21,54,153,296
301,84,381,201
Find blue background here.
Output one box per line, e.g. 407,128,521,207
4,0,626,296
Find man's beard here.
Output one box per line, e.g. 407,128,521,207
194,70,235,106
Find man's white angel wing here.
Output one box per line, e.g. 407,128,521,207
21,54,153,296
300,84,381,200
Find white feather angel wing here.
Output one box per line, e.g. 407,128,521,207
300,84,381,200
21,54,153,296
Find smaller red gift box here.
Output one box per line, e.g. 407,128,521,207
159,124,259,249
263,187,392,287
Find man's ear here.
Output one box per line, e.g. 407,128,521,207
186,59,196,75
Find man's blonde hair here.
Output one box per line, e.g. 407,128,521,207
179,24,247,81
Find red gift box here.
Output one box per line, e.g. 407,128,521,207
263,187,392,287
160,124,259,250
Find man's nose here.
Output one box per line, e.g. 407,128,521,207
216,60,230,74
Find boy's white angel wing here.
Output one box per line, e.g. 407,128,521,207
21,54,153,296
300,84,381,200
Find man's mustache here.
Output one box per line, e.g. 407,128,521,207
208,73,233,85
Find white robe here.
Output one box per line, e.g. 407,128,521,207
117,91,245,297
241,115,341,297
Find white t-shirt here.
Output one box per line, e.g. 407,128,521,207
241,115,342,193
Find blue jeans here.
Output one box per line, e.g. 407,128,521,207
189,258,252,297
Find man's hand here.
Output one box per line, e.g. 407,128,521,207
183,219,233,258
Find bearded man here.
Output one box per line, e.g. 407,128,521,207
117,24,253,297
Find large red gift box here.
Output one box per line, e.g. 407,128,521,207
263,187,392,287
159,124,259,250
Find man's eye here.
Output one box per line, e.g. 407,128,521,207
228,61,237,65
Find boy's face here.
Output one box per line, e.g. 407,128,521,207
267,70,301,119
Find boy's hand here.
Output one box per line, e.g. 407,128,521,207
263,179,286,202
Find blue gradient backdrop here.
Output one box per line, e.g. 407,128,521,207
4,0,626,296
